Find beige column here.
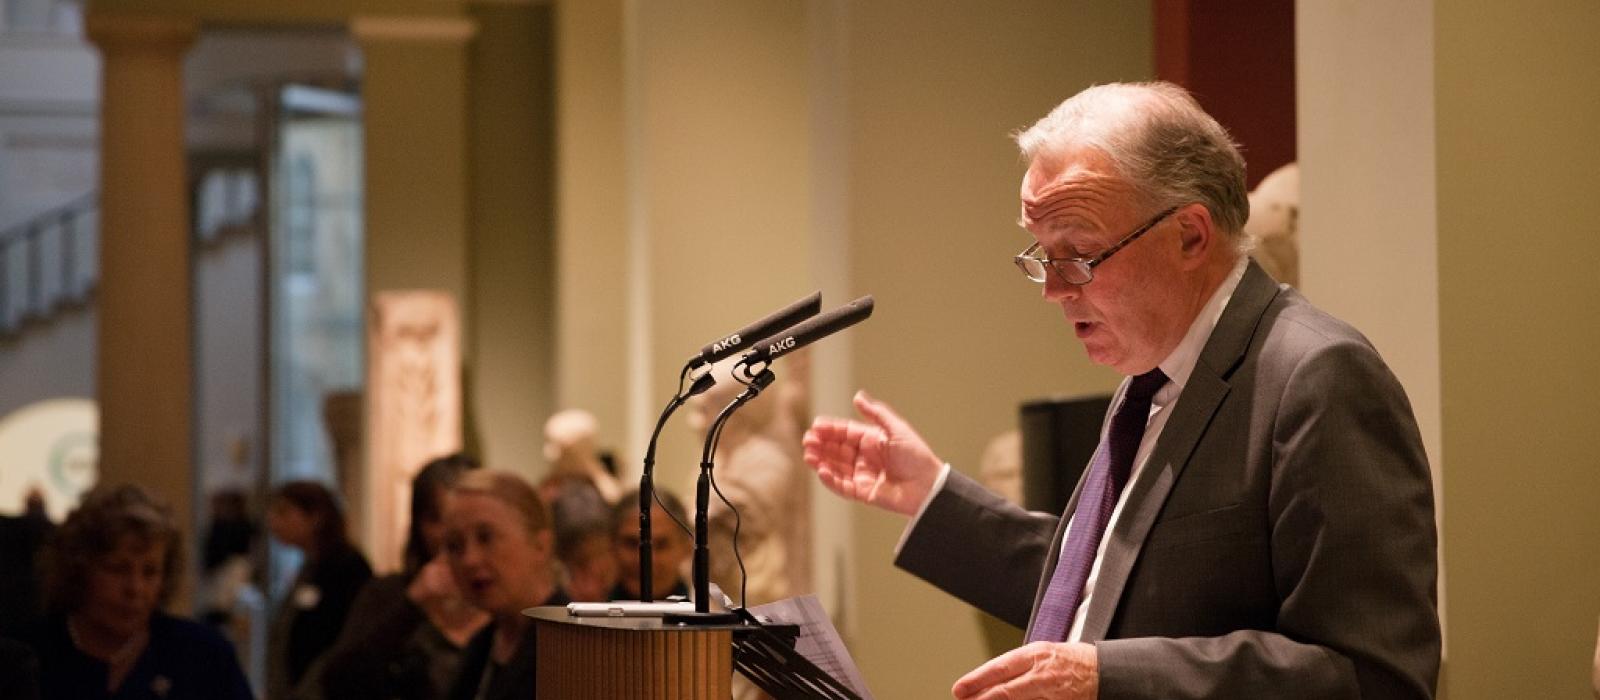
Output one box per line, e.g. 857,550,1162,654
1433,3,1600,698
349,14,474,553
86,12,199,558
465,0,556,477
554,0,629,463
350,14,476,329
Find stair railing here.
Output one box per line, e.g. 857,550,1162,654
0,191,97,337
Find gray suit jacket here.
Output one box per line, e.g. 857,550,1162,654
897,262,1440,699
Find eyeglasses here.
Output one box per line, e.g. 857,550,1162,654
1013,206,1179,286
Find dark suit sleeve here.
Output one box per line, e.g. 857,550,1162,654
895,471,1059,630
1097,339,1440,699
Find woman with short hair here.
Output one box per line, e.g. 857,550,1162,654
33,483,252,700
443,469,568,700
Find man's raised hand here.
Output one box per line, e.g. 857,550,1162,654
801,390,943,516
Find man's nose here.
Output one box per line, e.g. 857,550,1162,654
1042,269,1081,302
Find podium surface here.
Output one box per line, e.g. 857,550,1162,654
528,606,734,699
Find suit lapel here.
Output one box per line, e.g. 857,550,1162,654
1077,262,1281,641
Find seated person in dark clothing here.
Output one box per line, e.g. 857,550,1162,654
33,484,252,700
0,488,54,639
442,470,569,700
609,488,692,601
266,480,373,699
0,635,42,700
314,454,488,700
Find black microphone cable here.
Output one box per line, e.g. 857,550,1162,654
701,365,774,611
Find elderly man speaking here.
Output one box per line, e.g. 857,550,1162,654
802,82,1439,699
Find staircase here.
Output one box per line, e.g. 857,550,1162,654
0,193,96,338
0,0,98,340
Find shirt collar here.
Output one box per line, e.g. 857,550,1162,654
1153,255,1250,402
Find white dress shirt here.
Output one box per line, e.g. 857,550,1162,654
898,255,1250,642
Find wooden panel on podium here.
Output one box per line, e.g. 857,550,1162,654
530,607,734,699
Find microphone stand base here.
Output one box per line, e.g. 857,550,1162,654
662,610,742,626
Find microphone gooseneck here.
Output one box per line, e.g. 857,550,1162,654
637,365,714,601
666,369,775,626
639,293,819,604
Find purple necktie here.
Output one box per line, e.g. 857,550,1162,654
1026,368,1167,644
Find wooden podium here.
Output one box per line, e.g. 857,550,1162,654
529,607,734,699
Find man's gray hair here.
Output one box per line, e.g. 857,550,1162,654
1016,82,1251,244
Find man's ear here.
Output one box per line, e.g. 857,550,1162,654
1174,203,1217,268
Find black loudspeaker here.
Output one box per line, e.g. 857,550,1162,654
1019,394,1112,515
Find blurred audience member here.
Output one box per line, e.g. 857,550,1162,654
197,489,267,692
266,481,372,699
33,484,251,699
315,453,489,700
545,474,618,603
202,489,256,574
542,409,622,504
0,486,53,639
199,489,262,629
610,488,691,601
443,470,567,700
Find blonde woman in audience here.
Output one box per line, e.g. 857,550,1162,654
442,470,568,700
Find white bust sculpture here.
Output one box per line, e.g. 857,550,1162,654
1245,162,1300,287
543,409,623,505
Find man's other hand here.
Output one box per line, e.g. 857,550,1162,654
952,642,1099,700
801,390,942,517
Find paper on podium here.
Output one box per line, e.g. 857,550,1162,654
747,595,874,699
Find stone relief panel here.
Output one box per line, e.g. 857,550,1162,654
364,290,461,572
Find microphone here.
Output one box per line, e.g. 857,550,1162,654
687,291,822,370
736,295,874,369
637,292,819,604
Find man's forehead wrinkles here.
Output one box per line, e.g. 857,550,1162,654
1022,166,1124,222
1022,184,1115,229
1023,166,1117,202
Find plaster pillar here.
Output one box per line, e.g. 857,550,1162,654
350,15,475,307
85,11,198,549
349,14,474,552
465,0,556,476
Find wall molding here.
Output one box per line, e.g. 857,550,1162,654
350,15,477,44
